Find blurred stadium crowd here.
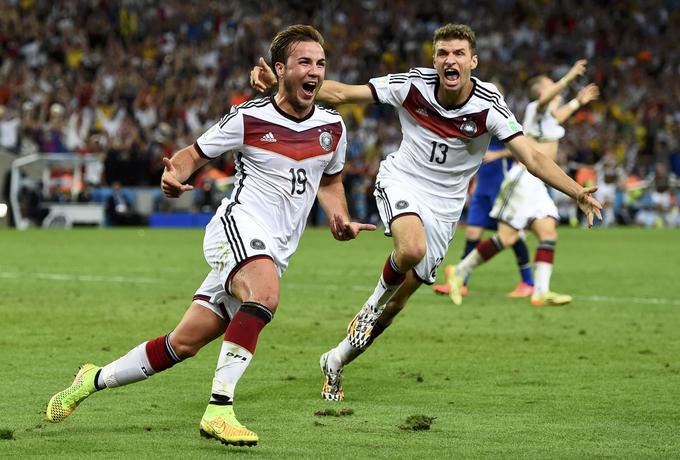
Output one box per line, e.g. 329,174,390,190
1,0,679,227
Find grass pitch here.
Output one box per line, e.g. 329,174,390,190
0,226,679,458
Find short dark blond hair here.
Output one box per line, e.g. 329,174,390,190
528,75,549,100
433,24,476,54
269,24,325,66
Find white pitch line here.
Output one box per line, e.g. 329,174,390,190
286,282,680,306
573,295,680,306
0,272,159,284
2,273,678,306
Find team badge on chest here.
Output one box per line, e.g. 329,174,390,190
319,131,333,151
460,119,478,137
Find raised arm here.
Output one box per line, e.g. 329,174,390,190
537,59,588,110
160,144,209,198
505,135,602,226
250,56,375,106
553,83,600,125
317,173,376,240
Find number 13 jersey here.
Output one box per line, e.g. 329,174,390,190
368,68,523,221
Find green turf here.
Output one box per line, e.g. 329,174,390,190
0,227,679,458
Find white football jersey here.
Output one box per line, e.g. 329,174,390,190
368,68,523,220
522,100,565,142
195,96,346,244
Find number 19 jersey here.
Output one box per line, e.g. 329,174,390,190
195,96,347,247
368,68,523,221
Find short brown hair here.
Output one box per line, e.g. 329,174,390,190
433,24,476,54
269,24,325,66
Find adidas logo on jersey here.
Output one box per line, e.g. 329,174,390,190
416,107,429,117
260,132,277,142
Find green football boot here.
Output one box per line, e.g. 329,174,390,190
46,363,100,422
199,404,258,447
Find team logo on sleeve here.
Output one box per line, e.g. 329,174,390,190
319,132,333,151
395,200,409,210
250,239,266,250
460,119,478,137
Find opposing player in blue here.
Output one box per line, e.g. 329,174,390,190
432,133,534,299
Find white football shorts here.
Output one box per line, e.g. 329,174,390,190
192,207,289,320
374,179,461,284
490,164,559,230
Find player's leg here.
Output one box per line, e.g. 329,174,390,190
347,214,425,349
46,302,227,423
508,234,535,298
321,270,422,396
447,222,519,305
528,217,571,306
199,257,278,446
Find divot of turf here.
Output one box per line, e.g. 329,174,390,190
399,415,436,431
314,408,354,417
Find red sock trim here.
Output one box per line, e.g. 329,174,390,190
535,248,554,264
382,255,406,286
477,239,501,261
146,335,177,373
223,310,267,354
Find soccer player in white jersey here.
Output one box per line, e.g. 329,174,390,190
251,23,601,401
446,59,600,307
45,25,374,446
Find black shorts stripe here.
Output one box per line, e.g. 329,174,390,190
227,215,247,260
220,216,244,262
226,153,245,216
495,170,524,219
375,183,393,222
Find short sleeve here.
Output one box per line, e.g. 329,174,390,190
195,107,244,159
486,94,524,143
367,71,413,108
323,120,347,176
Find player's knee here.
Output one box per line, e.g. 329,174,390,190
168,334,202,359
395,241,426,268
498,232,518,247
250,291,279,313
538,230,558,241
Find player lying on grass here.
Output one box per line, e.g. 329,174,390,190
45,25,374,447
252,24,602,401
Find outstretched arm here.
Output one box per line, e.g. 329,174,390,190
317,173,376,240
250,57,375,105
160,144,209,198
505,135,602,227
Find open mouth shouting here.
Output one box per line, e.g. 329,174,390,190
301,81,318,98
444,67,460,84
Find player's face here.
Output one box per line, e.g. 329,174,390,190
433,39,478,92
277,41,326,115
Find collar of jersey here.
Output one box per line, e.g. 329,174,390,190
270,95,316,123
434,77,477,112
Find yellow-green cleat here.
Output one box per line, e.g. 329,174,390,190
199,404,258,447
46,363,100,422
445,265,465,306
531,291,572,307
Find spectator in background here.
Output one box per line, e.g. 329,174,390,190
0,104,21,154
105,181,145,226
